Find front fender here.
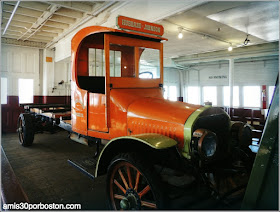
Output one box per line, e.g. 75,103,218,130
95,133,177,177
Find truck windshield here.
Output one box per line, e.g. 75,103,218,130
139,48,160,79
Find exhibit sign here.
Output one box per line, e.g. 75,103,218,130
117,15,164,36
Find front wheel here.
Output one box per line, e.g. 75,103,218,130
106,153,165,210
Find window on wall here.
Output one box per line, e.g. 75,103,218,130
243,86,261,108
18,79,34,104
223,86,240,107
268,86,275,106
187,86,200,105
1,78,8,104
203,86,217,106
169,86,177,101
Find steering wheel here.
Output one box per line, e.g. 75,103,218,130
139,71,154,79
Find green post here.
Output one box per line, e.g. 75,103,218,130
241,78,279,210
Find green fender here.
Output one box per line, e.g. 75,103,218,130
95,133,177,177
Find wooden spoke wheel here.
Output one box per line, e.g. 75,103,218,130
107,153,164,210
17,113,34,147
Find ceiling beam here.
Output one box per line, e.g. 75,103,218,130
5,33,53,43
2,19,32,29
17,4,61,41
44,20,69,29
4,31,22,37
26,34,54,41
40,26,64,34
49,14,76,24
5,1,50,12
46,1,116,48
1,26,25,33
47,1,93,13
4,31,55,40
2,12,38,24
1,37,47,48
36,31,58,38
17,31,56,40
3,4,43,17
54,8,84,18
3,34,23,40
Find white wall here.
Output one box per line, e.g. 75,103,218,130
1,44,71,98
42,49,54,96
52,62,71,96
1,44,40,96
194,59,278,86
163,58,279,107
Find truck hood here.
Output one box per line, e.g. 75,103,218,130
127,97,201,149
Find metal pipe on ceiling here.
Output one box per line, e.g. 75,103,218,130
2,1,20,35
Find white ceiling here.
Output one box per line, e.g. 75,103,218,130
1,1,279,65
207,2,279,42
160,1,279,59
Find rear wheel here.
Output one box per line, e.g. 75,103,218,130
106,153,165,210
18,113,34,147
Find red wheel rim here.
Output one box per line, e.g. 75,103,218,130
109,161,157,210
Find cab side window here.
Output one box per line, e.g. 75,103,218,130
77,34,106,94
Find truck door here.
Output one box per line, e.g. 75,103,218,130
87,48,108,132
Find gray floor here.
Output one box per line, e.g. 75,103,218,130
1,130,245,210
1,131,108,210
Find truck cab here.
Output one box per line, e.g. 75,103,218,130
71,25,166,138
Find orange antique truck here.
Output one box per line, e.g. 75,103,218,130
18,16,255,209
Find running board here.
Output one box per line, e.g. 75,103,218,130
67,157,97,180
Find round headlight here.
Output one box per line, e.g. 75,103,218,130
192,129,217,159
200,132,217,157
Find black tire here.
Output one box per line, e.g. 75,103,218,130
106,153,166,210
18,113,34,147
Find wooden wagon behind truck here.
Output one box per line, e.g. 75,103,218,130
18,16,256,210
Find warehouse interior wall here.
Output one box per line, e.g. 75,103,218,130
163,57,278,108
1,43,278,133
1,45,70,132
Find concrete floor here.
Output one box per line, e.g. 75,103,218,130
1,131,108,210
1,131,245,210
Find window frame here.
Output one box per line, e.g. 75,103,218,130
223,86,240,107
1,77,8,105
202,86,217,106
187,86,201,105
243,86,261,108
